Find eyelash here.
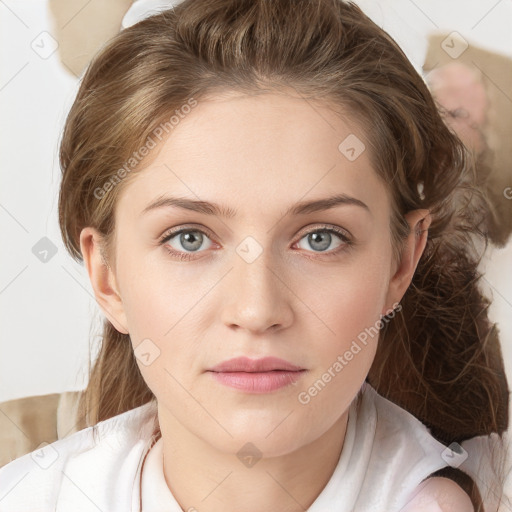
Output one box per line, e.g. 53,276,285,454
158,224,353,261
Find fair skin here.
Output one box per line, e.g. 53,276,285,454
401,477,474,512
80,89,471,511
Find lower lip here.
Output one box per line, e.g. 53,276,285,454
209,370,306,393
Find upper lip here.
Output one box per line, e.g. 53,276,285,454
208,356,304,373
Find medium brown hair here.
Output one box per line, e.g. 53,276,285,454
58,0,509,509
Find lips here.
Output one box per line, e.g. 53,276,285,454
207,356,306,393
208,356,304,373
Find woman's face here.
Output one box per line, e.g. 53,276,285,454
82,89,426,457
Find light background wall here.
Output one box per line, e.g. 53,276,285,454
1,0,511,502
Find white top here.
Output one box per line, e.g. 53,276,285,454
0,381,505,511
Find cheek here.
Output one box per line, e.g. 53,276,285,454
115,248,215,384
301,253,390,351
294,256,389,425
116,244,185,340
121,282,169,343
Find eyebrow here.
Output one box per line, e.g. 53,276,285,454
141,193,371,218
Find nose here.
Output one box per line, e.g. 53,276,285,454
220,243,294,335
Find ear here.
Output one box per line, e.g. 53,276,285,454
79,226,129,334
382,209,432,316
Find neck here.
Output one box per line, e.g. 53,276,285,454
156,406,349,512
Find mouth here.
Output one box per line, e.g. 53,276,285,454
207,356,307,393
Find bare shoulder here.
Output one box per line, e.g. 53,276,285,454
401,476,474,512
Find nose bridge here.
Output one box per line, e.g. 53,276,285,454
236,235,275,291
221,233,292,332
234,233,281,300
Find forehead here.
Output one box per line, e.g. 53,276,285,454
116,90,390,222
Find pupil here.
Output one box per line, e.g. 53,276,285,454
310,232,330,251
182,232,202,251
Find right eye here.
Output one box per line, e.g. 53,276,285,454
159,226,216,260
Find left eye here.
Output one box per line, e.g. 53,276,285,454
295,228,349,253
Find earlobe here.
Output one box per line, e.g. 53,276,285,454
79,227,129,335
382,209,432,316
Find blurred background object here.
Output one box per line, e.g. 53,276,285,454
47,0,135,77
424,34,512,248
